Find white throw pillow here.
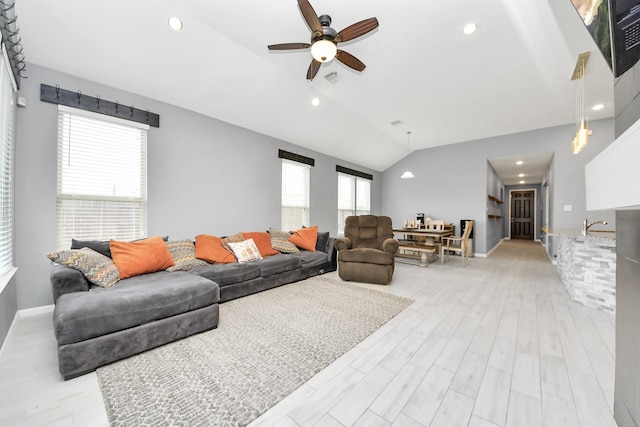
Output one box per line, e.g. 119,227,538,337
227,238,263,263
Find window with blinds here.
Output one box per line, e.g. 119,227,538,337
56,106,148,250
337,172,371,235
281,159,310,231
0,46,15,273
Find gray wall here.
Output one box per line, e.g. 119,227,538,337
14,64,381,310
381,119,616,255
0,277,16,348
612,58,640,427
486,162,505,250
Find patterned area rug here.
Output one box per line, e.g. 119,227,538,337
97,275,413,426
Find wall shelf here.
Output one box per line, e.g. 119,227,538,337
488,214,503,219
488,194,504,204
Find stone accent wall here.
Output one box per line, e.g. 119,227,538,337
555,233,616,313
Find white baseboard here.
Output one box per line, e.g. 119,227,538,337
484,239,505,257
0,304,54,360
18,304,54,318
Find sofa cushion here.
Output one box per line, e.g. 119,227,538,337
290,250,328,268
53,271,219,345
192,262,261,286
47,248,120,288
316,231,330,253
242,232,279,257
268,228,299,253
195,234,237,264
289,226,318,251
110,237,175,279
228,239,263,263
254,254,301,278
338,248,395,266
166,239,209,271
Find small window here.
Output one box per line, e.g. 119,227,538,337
0,48,15,272
281,159,310,231
56,106,149,249
337,173,371,235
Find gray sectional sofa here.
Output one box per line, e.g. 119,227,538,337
50,236,336,380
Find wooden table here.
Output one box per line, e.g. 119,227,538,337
393,228,453,267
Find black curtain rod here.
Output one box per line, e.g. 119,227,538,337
40,84,160,128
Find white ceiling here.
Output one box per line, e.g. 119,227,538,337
489,152,555,186
15,0,614,176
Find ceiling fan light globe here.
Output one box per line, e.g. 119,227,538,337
311,39,337,62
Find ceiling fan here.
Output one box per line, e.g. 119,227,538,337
268,0,379,80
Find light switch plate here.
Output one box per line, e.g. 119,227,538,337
564,205,573,211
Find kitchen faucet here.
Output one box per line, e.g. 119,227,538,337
582,218,608,236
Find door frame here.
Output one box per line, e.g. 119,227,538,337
508,188,538,240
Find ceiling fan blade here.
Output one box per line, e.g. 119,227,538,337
336,17,379,42
336,50,366,72
298,0,322,36
306,59,321,80
268,43,311,51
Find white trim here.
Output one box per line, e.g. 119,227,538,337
18,304,54,317
1,43,18,92
0,266,17,295
484,239,505,257
58,105,150,130
0,311,18,361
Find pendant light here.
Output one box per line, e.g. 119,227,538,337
400,131,415,179
571,52,592,154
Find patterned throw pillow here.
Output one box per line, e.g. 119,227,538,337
47,248,120,288
227,238,263,263
268,228,299,253
166,239,209,271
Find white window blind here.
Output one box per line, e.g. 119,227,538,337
281,159,310,231
56,106,148,250
0,45,15,272
337,172,371,235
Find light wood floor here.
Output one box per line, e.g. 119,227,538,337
0,240,617,426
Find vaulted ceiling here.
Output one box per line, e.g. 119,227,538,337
16,0,614,173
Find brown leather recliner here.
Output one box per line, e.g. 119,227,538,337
335,215,399,285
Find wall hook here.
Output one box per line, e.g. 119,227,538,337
115,101,119,114
130,105,134,117
96,95,100,109
77,90,81,104
55,85,60,99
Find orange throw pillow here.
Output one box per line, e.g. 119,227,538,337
289,226,318,252
242,232,279,257
110,237,175,279
195,234,237,264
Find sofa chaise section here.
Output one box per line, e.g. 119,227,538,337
51,267,220,380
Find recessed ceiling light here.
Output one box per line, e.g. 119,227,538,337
311,97,320,106
516,160,524,165
463,23,478,35
592,103,604,111
520,180,525,184
518,173,524,177
168,16,184,32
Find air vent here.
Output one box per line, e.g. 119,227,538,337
390,120,404,126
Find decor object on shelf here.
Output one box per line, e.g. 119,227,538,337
267,0,378,80
571,52,592,154
401,131,415,179
336,215,398,284
440,220,474,266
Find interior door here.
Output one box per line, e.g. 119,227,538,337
511,191,534,240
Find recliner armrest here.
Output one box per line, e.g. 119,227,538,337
335,237,352,251
382,238,399,254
